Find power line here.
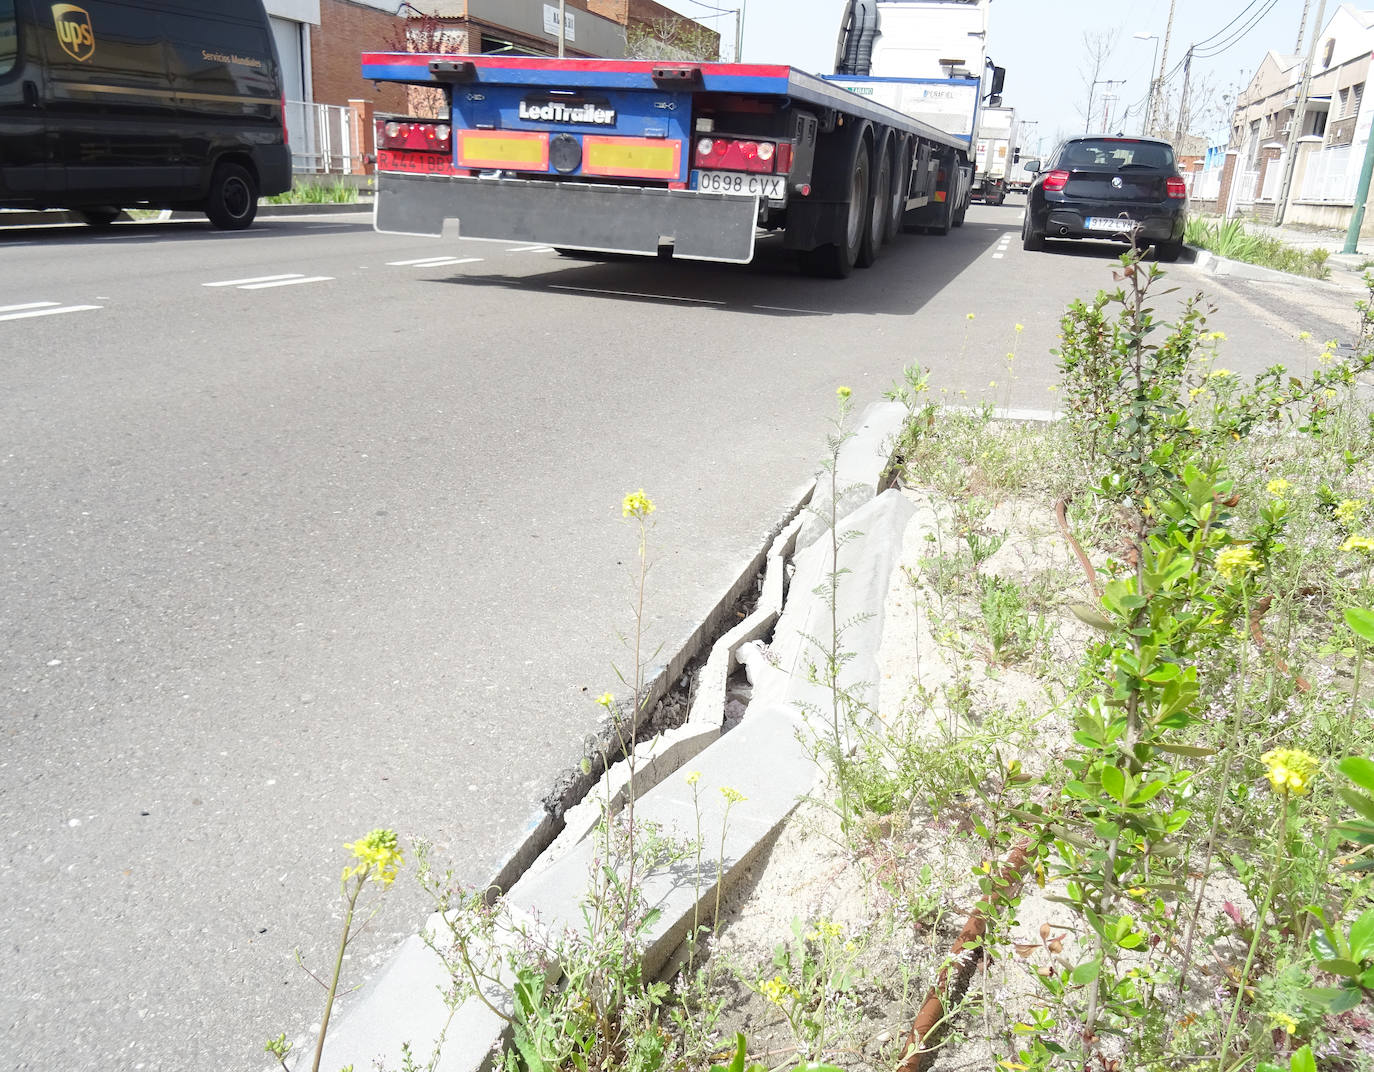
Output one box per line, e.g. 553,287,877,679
1192,0,1270,51
1194,0,1282,59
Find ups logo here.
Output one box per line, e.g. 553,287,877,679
52,4,95,62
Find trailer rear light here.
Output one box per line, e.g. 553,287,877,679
775,142,794,174
1166,175,1187,199
456,129,550,171
692,137,776,174
377,119,455,153
1042,169,1070,192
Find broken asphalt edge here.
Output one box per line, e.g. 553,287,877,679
313,400,913,1072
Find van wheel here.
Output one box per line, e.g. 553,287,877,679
205,163,259,230
75,206,121,227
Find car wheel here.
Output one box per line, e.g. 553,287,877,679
1154,239,1183,262
74,206,121,227
204,162,259,230
1021,212,1045,251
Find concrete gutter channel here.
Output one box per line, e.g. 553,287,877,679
316,401,915,1072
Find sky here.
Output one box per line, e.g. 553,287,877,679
654,0,1327,153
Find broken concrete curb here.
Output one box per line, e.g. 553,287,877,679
314,406,920,1072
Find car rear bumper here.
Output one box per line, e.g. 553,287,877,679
1039,199,1185,242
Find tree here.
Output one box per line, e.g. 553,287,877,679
382,7,462,119
624,16,720,62
1076,28,1121,131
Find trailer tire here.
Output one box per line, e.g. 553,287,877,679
857,142,890,267
885,137,911,243
953,193,968,227
800,137,871,279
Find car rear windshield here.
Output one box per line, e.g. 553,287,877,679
1059,140,1175,170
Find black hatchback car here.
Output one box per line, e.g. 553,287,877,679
1021,136,1188,260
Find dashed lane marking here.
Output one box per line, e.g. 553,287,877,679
237,275,334,290
386,256,484,267
0,301,102,322
202,273,334,290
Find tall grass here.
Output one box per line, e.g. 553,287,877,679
1185,216,1331,278
263,177,361,205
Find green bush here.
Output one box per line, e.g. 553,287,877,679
1185,216,1331,279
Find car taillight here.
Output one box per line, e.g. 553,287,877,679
1166,176,1187,199
693,137,776,174
1042,169,1070,192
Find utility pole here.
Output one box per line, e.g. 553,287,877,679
1150,0,1178,132
1275,0,1328,225
1342,107,1374,252
734,1,747,62
558,0,566,57
1173,47,1193,147
1295,0,1313,53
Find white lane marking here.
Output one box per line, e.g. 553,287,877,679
387,256,483,267
203,273,304,287
0,301,61,314
0,303,102,322
506,245,555,253
993,253,1004,259
237,275,334,290
549,284,724,305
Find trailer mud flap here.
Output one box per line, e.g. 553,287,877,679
375,172,760,264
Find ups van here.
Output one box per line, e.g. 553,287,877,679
0,0,291,228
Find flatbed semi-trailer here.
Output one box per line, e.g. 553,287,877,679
359,53,980,278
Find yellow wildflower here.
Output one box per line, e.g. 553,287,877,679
1216,545,1260,581
1336,499,1366,529
342,829,404,888
807,918,845,942
761,975,793,1004
836,385,852,400
621,489,655,519
1260,747,1319,796
1014,323,1024,333
1207,368,1233,379
1266,478,1290,498
989,380,997,387
720,786,746,805
1342,534,1374,554
685,770,702,787
966,312,976,321
1298,331,1312,341
1047,385,1058,392
1209,331,1228,341
1268,1011,1299,1034
596,691,615,709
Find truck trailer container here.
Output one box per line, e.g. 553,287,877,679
360,0,1003,278
971,105,1017,204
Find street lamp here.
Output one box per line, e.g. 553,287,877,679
1134,31,1160,136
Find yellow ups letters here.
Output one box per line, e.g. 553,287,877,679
52,4,95,63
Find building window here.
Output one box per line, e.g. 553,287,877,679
1348,83,1365,118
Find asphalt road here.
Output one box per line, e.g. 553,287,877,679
0,202,1364,1071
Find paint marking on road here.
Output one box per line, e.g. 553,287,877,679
237,275,335,290
203,273,304,287
0,303,102,322
387,256,483,267
506,245,555,253
993,253,1004,259
549,284,724,305
0,301,61,314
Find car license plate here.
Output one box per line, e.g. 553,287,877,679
1085,216,1137,232
377,149,457,176
696,171,786,199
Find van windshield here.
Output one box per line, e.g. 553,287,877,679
0,0,14,77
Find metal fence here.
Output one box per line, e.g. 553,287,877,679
284,100,361,174
1299,145,1359,202
1187,166,1223,201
